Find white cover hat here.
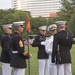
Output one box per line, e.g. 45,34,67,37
47,24,57,31
2,24,13,28
55,21,67,25
13,21,25,26
38,26,47,30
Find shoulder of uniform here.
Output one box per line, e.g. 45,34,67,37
16,35,22,40
2,34,9,38
12,33,22,40
13,33,21,37
1,34,5,38
55,31,62,35
1,35,5,40
54,32,60,39
54,32,58,36
1,35,10,42
36,34,39,38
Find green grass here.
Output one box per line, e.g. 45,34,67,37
71,45,75,75
0,45,75,75
25,46,38,75
25,45,75,75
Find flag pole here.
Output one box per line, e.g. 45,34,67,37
25,17,31,75
27,31,30,75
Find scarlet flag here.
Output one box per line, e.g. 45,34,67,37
26,17,31,32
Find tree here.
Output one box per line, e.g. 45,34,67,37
30,16,48,34
68,12,75,35
48,17,58,25
57,0,75,35
0,9,31,37
58,0,75,21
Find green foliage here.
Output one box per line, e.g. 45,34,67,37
0,9,30,37
48,17,58,25
30,16,48,34
68,13,75,35
57,0,75,35
0,9,56,37
58,0,74,21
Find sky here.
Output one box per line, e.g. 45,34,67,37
0,0,12,9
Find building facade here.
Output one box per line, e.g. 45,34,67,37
12,0,61,17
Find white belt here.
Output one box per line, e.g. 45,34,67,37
12,51,18,53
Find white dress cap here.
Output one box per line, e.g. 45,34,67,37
13,21,25,26
2,24,13,28
47,24,57,31
55,21,67,25
38,26,47,30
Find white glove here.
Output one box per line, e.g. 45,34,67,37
41,41,45,45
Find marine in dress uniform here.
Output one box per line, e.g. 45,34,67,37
52,21,73,75
1,24,13,75
32,26,49,75
10,21,32,75
45,24,57,75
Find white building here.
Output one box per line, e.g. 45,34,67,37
12,0,61,18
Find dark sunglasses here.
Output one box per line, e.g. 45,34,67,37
9,28,13,30
20,25,24,28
